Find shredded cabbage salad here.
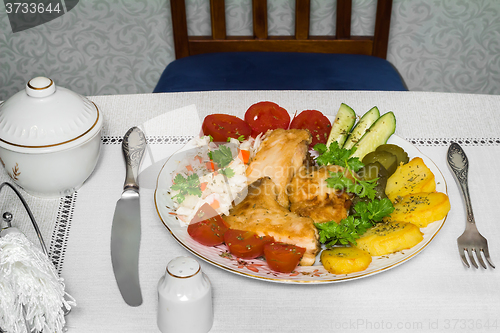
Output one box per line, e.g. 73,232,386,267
171,135,264,226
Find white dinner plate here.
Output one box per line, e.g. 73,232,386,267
154,135,448,283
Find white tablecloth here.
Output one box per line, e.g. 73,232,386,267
3,91,500,332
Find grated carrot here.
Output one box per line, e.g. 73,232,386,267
200,182,208,191
238,149,251,164
206,161,215,171
210,199,220,210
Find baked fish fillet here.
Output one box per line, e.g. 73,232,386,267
246,128,311,208
225,178,319,266
289,165,351,224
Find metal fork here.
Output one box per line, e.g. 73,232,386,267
447,142,495,269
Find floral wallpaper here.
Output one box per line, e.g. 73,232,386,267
0,0,174,101
391,0,500,94
1,0,499,101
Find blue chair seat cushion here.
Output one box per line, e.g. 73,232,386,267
154,52,407,92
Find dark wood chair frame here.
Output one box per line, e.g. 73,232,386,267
170,0,393,60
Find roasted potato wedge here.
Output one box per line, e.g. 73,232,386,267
384,192,450,228
355,222,423,256
385,157,436,202
321,247,372,274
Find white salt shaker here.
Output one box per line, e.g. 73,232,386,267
157,256,213,333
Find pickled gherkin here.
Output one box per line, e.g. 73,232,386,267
362,151,398,176
375,144,409,166
357,161,388,181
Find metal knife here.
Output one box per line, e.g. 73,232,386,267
111,127,147,306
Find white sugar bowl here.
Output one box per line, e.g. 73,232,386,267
0,77,103,198
157,256,214,333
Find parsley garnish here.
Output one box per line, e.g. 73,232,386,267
208,145,233,169
315,198,394,247
219,167,235,178
171,173,202,203
313,142,395,246
325,171,378,200
226,135,245,142
314,142,363,171
208,145,235,178
355,198,395,222
314,142,377,199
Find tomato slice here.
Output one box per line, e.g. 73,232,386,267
202,114,251,142
187,204,229,246
244,101,290,137
263,243,305,273
289,110,331,148
224,229,274,259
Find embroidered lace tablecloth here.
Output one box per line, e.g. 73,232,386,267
2,91,500,333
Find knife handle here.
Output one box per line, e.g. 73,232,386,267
122,127,147,192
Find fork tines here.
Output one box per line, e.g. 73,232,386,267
460,246,495,269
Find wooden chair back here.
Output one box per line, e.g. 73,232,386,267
170,0,393,60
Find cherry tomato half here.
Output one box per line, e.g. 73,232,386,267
202,114,252,142
224,229,274,259
289,110,331,148
263,242,305,273
187,204,229,246
244,101,290,137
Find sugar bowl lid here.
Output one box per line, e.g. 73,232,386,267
0,77,102,153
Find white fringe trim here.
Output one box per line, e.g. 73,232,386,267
0,232,76,333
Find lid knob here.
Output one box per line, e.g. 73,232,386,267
26,77,56,98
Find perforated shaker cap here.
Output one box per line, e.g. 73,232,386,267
167,256,201,278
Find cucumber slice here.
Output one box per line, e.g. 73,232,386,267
325,103,357,147
343,106,380,150
350,112,396,160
